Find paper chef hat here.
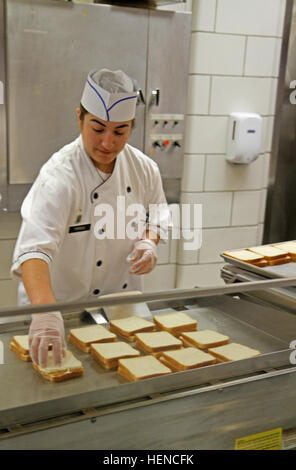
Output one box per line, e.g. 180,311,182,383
81,69,138,122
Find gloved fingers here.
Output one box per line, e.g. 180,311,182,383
30,335,41,364
52,337,63,367
126,249,141,264
38,336,53,368
129,252,153,274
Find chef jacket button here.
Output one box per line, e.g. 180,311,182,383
93,289,100,295
122,283,127,289
97,260,102,267
127,186,131,193
93,192,99,199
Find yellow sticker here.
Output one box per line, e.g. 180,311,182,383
235,427,282,450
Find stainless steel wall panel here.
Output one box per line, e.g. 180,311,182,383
0,0,7,210
6,0,148,184
264,0,296,242
145,10,191,186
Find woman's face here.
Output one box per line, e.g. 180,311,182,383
77,108,133,171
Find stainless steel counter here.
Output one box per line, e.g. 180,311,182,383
0,285,296,449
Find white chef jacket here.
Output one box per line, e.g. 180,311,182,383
11,135,171,305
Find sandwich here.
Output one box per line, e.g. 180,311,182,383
153,311,197,335
208,343,260,363
117,355,172,382
32,350,84,382
90,341,140,369
247,245,291,266
160,347,216,371
109,315,156,341
223,249,268,267
180,329,229,350
134,331,183,357
68,324,117,353
272,242,296,261
10,335,31,361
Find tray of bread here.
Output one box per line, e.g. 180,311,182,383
1,295,291,428
7,309,276,384
221,240,296,280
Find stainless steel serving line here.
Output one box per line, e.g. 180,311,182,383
0,283,296,450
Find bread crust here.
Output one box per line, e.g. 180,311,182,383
161,348,216,371
33,362,84,382
117,356,172,381
180,330,230,350
90,342,140,369
10,341,31,361
68,332,116,353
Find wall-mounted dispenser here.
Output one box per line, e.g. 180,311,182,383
226,112,262,164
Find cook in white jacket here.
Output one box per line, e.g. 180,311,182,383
11,69,171,368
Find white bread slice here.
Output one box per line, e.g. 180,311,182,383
161,347,216,371
90,342,140,369
223,249,268,267
272,242,296,260
153,312,197,334
11,335,29,354
134,331,182,355
109,316,156,341
33,350,84,382
248,245,289,259
208,343,260,362
68,325,116,353
180,329,229,350
118,355,171,381
10,338,31,362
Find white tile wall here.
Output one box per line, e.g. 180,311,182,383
176,263,225,288
210,77,278,115
264,117,275,152
181,154,205,192
180,191,232,228
157,239,170,265
231,191,262,226
263,153,271,188
190,32,246,75
244,37,282,77
143,264,176,292
199,226,258,263
192,0,216,32
185,116,228,154
257,223,264,245
259,189,268,223
187,75,210,114
204,154,265,191
216,0,286,37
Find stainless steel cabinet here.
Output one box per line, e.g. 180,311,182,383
0,0,191,210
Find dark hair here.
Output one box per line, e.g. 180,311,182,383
79,103,135,128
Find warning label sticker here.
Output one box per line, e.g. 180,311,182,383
235,428,282,450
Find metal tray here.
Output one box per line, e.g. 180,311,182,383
0,293,293,429
221,252,296,281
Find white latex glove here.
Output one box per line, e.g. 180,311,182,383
29,312,66,368
127,239,158,275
